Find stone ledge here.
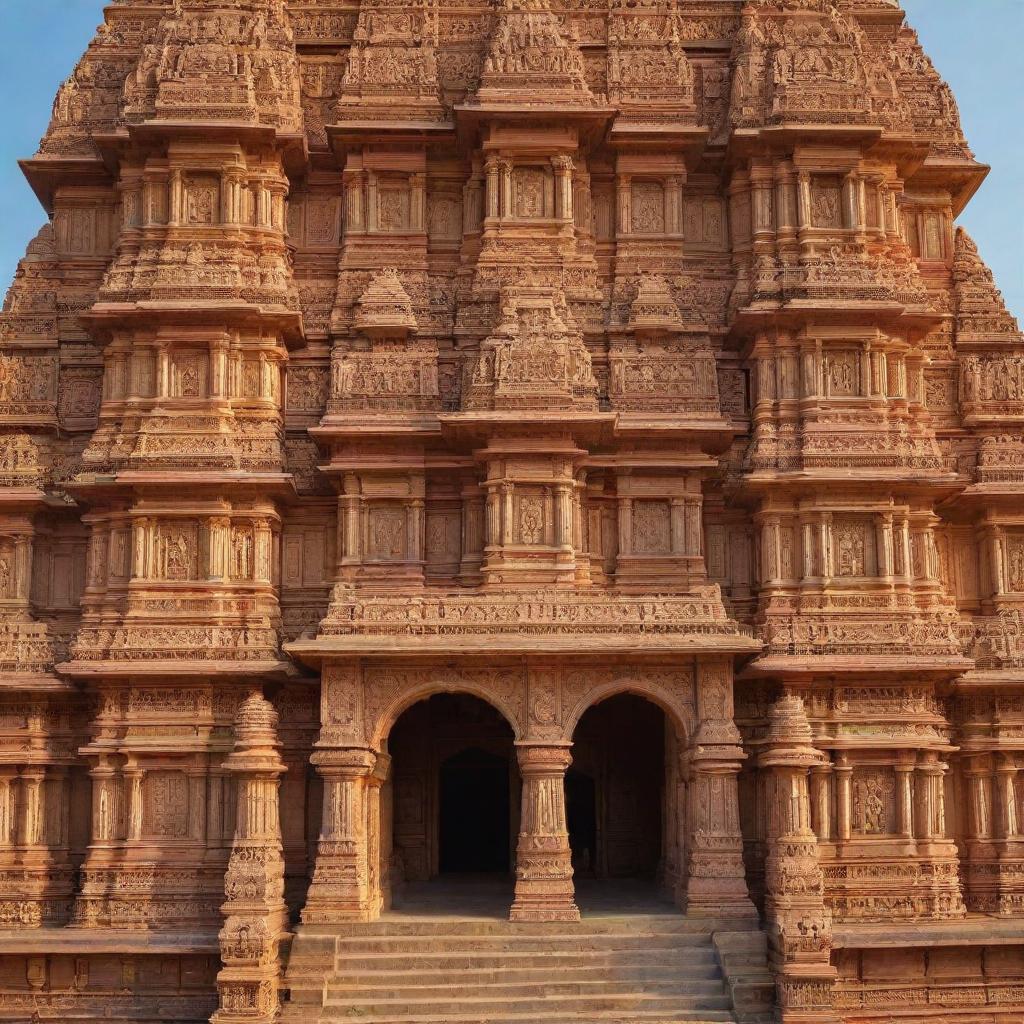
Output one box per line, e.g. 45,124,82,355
0,928,219,955
833,917,1024,949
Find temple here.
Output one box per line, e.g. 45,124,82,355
1,0,1023,1021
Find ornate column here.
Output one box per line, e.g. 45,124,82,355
682,660,757,919
834,752,852,845
759,693,840,1024
616,173,632,235
962,753,998,911
510,744,579,922
552,155,574,223
302,746,377,923
996,753,1024,913
895,754,916,844
498,158,513,219
484,155,500,220
809,761,832,842
212,690,289,1024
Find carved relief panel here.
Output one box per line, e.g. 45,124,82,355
512,166,551,219
157,521,201,581
810,176,843,229
630,181,665,234
183,175,220,226
142,771,190,839
288,189,343,248
632,500,671,555
424,508,461,577
366,505,408,562
515,490,549,546
823,349,861,398
426,191,462,243
1004,532,1024,593
377,178,411,232
170,351,208,399
832,517,876,579
851,767,897,835
682,195,726,250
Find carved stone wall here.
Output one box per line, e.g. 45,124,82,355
1,0,1023,1021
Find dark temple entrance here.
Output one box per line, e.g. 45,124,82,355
569,694,667,881
386,693,518,893
439,747,511,873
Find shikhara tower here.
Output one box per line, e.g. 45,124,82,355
0,1,1022,1022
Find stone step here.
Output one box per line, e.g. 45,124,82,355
322,992,735,1016
333,948,718,973
331,932,710,955
327,978,728,1001
308,915,715,937
328,962,723,987
309,1008,737,1024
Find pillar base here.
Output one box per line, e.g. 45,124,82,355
509,897,580,923
683,877,758,921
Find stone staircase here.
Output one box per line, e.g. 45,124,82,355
283,913,774,1023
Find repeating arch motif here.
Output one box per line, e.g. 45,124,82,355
365,667,527,749
562,675,696,743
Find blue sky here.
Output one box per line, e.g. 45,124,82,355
1,1,1021,320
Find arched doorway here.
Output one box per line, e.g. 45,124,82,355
439,747,510,873
570,693,683,908
383,693,518,910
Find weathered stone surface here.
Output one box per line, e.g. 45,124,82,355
0,1,1022,1021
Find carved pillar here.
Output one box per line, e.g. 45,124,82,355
340,478,362,571
617,496,632,558
842,171,861,231
995,753,1024,913
459,482,485,584
501,482,514,546
554,483,573,555
895,756,915,843
209,516,231,582
303,746,377,923
809,761,832,842
759,694,840,1024
795,170,811,232
834,753,852,844
915,750,965,915
366,172,379,232
212,690,289,1024
552,156,574,223
774,161,794,226
484,155,500,220
367,751,391,916
616,173,631,235
915,751,937,843
498,159,513,220
410,172,426,233
997,753,1021,841
682,660,756,919
16,769,44,848
878,513,895,581
344,166,366,234
665,175,681,234
0,770,15,847
124,763,144,843
510,744,579,922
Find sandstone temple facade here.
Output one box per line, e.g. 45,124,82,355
2,0,1024,1021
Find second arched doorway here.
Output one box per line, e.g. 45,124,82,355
569,693,684,909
